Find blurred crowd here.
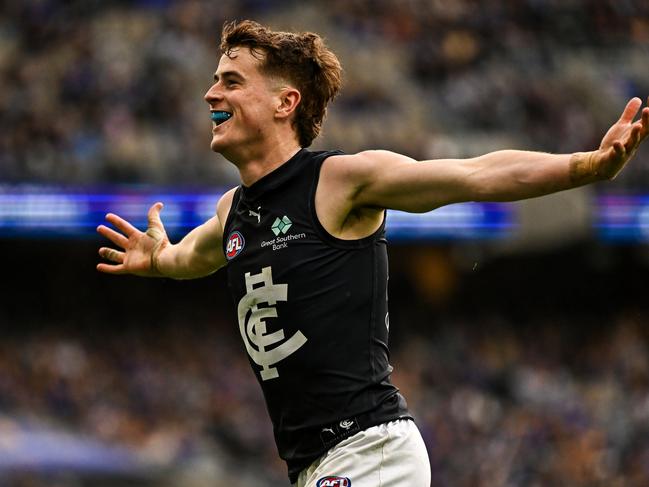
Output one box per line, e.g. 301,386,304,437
2,241,649,487
2,301,649,486
397,314,649,487
2,1,649,486
1,0,649,188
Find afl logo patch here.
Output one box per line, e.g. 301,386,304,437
316,477,351,487
226,231,245,260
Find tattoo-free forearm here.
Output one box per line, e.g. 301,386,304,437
469,149,601,201
154,218,225,279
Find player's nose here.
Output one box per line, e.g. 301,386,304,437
204,83,223,105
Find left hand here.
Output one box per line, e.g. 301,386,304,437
593,97,649,180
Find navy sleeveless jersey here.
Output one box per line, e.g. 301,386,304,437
222,149,411,482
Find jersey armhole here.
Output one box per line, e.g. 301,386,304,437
221,186,242,254
309,152,386,250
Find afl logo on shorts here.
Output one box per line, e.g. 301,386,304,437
226,231,245,260
316,477,351,487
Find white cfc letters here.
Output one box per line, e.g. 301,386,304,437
237,266,307,380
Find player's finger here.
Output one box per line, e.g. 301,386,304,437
97,224,129,248
625,124,642,153
98,247,124,263
613,141,625,158
96,262,127,274
105,213,139,237
641,107,649,139
618,97,642,124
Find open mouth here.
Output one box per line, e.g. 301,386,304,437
211,111,232,126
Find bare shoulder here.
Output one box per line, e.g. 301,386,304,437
322,150,415,182
316,152,399,239
324,149,410,167
319,150,417,205
217,186,237,210
215,186,238,231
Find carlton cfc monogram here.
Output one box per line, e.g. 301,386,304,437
237,266,307,380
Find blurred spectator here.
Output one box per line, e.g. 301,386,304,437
1,0,648,188
1,240,649,486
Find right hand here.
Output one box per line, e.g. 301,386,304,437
97,202,169,276
594,97,648,180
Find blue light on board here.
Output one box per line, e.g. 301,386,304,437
596,194,649,242
0,185,514,240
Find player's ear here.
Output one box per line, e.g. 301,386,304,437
275,87,301,120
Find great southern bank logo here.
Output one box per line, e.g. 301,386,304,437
226,231,245,260
261,215,306,251
271,215,292,236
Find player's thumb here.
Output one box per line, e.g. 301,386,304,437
146,202,166,235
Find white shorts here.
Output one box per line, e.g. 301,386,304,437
294,419,431,487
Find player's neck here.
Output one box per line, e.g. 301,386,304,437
231,138,302,187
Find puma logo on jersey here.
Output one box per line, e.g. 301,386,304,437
248,207,261,223
237,266,307,380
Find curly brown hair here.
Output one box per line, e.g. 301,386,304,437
220,20,342,148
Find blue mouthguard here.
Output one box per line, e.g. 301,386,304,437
211,111,232,123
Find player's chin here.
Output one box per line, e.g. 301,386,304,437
210,135,226,153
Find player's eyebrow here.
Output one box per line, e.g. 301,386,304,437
213,70,245,83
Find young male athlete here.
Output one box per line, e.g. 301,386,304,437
97,20,649,487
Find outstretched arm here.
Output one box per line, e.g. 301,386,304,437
97,189,234,279
321,97,648,215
